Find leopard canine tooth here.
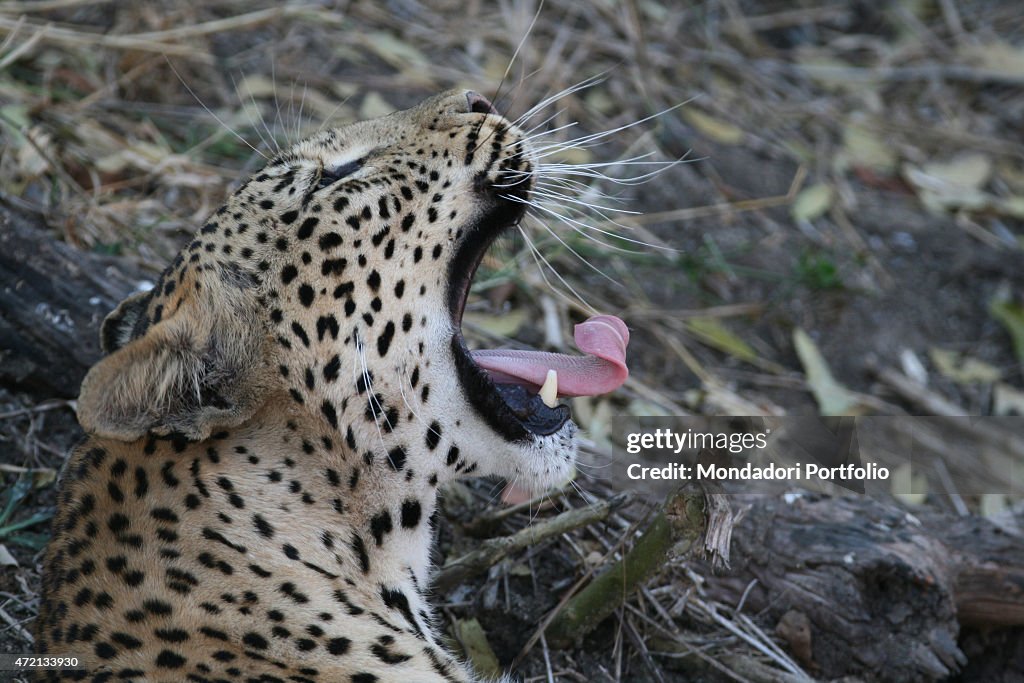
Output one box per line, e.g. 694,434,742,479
539,369,558,408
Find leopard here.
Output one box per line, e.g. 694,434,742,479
33,89,627,682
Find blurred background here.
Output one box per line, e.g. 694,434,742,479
1,1,1022,680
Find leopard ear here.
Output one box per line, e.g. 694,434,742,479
100,290,153,353
78,284,271,442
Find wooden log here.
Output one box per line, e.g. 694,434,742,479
699,494,1024,682
0,200,142,398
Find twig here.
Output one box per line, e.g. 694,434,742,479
623,613,667,683
432,492,632,593
868,362,968,416
0,400,75,421
689,600,809,679
757,58,1024,87
0,603,33,645
937,0,966,43
724,5,850,32
0,15,44,70
539,632,555,683
616,165,807,227
0,6,334,59
462,489,564,537
0,0,106,11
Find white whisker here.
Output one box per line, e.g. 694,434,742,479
516,223,598,313
353,329,391,456
230,71,278,155
165,57,267,161
511,199,630,277
295,81,309,143
529,187,641,215
511,72,608,126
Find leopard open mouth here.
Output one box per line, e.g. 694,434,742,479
447,120,629,443
447,160,564,441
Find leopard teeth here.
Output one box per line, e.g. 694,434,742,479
540,369,558,408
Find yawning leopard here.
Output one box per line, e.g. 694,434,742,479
35,89,629,682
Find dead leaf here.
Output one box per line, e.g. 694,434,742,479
994,383,1024,416
0,544,17,567
17,126,54,178
682,109,744,145
585,89,616,116
363,31,429,70
508,563,532,577
929,348,1001,385
920,154,992,189
686,317,758,365
794,52,866,92
236,74,276,99
960,41,1024,78
586,398,613,451
989,294,1024,366
626,398,674,417
546,146,592,165
463,309,526,338
454,618,500,676
891,463,928,505
838,116,897,174
793,328,865,416
791,183,834,222
980,493,1009,518
360,92,394,120
903,153,993,213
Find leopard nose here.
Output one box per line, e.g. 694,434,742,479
466,91,498,115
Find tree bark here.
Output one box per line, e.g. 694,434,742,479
0,200,142,398
698,494,1024,682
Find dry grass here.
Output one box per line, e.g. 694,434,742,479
1,0,1023,680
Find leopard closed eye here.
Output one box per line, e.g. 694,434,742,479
35,90,629,682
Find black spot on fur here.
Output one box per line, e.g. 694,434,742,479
298,284,315,307
317,315,340,341
386,446,407,471
242,632,269,650
155,649,186,668
327,636,351,655
351,533,370,573
291,321,311,347
319,232,343,250
323,355,341,382
377,321,395,357
400,499,422,529
253,514,274,538
297,216,319,239
425,421,442,450
321,400,338,429
370,511,393,546
321,258,346,276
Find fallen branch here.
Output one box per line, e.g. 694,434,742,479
698,495,1024,681
545,485,719,649
0,199,142,397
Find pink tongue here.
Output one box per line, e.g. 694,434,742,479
471,315,629,397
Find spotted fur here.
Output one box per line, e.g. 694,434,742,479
36,91,578,682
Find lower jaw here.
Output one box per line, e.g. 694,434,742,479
449,334,570,442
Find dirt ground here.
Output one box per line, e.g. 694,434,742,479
1,1,1023,681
